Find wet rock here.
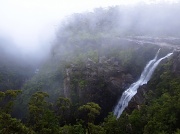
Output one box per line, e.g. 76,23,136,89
172,51,180,76
64,68,72,98
126,85,148,113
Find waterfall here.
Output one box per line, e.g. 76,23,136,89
113,49,173,119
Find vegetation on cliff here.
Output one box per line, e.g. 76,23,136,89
0,4,180,133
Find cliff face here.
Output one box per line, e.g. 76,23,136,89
172,50,180,76
62,44,172,117
63,55,134,116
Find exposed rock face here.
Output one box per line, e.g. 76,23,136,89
172,50,180,76
63,56,134,115
61,37,177,117
126,85,148,113
64,68,71,98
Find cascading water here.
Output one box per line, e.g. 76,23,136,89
113,49,173,119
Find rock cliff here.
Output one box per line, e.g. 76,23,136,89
63,55,134,117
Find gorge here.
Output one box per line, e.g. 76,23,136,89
0,3,180,133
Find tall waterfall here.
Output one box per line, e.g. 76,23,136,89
113,49,173,119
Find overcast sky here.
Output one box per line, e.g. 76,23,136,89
0,0,178,53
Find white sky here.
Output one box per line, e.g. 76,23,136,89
0,0,178,52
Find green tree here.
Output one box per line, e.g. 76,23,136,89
0,113,35,134
78,102,101,124
0,90,34,133
104,112,130,134
59,123,85,134
55,97,71,125
0,90,22,113
88,123,105,134
28,91,59,133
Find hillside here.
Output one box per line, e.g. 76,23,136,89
0,4,180,134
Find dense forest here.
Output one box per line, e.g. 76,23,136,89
0,3,180,134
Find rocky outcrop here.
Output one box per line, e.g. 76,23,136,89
126,85,148,112
172,50,180,76
61,37,178,117
63,56,135,116
64,68,71,98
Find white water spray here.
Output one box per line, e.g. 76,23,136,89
113,49,173,118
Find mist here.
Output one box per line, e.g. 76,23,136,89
1,1,180,132
0,0,128,63
52,1,180,53
0,0,179,67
